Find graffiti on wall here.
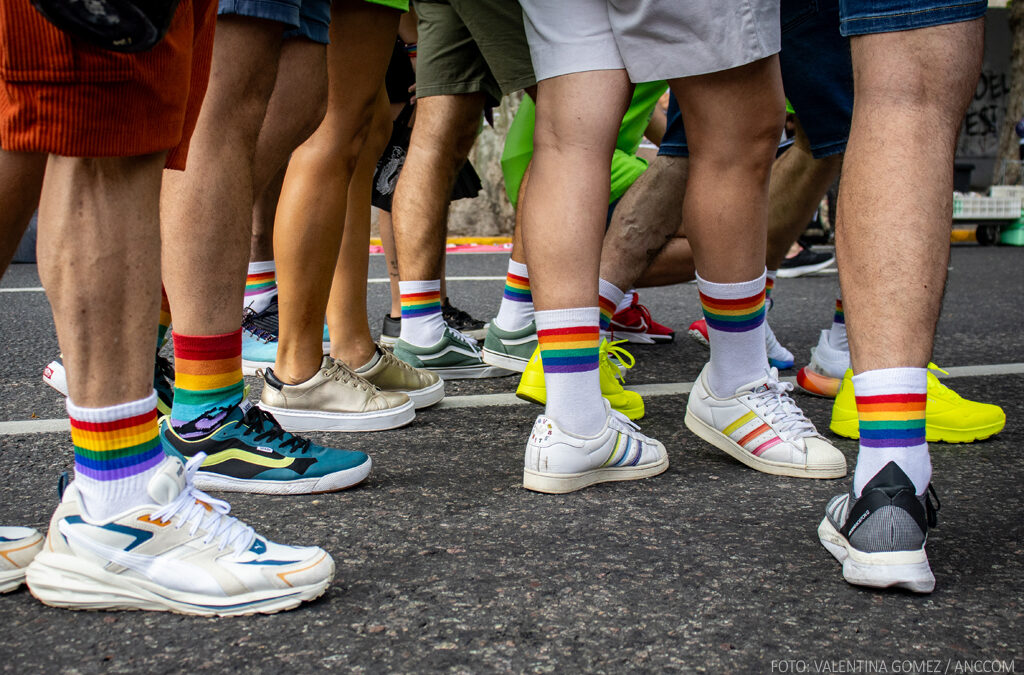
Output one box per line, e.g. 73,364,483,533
959,68,1010,158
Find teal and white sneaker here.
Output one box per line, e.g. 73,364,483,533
26,455,334,616
160,400,372,494
241,324,278,376
481,321,537,373
394,326,513,379
0,527,44,593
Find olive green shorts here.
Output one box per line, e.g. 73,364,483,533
412,0,536,106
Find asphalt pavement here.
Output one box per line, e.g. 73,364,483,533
0,245,1021,673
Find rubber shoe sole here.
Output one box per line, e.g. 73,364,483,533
26,550,333,616
684,409,846,479
796,366,841,398
523,451,668,494
817,517,934,593
257,400,415,433
481,348,530,373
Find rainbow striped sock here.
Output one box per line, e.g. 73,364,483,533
765,271,776,310
494,260,534,331
398,280,446,347
170,329,245,438
244,261,277,313
68,392,166,520
833,298,844,325
696,271,769,397
598,279,625,332
535,307,604,436
157,285,171,350
851,368,930,496
828,293,847,350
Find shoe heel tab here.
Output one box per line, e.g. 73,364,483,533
57,471,70,501
862,461,916,498
263,368,286,390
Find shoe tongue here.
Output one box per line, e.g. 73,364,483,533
147,457,187,506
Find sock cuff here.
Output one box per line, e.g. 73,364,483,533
765,269,777,282
507,259,529,279
535,307,600,331
247,260,276,275
598,278,625,304
172,329,242,359
399,280,441,295
695,269,767,299
67,391,158,423
616,289,635,313
851,368,928,396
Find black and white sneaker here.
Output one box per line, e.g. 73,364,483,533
442,297,488,341
818,462,939,593
380,314,401,347
777,246,836,278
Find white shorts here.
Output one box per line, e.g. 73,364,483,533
519,0,781,83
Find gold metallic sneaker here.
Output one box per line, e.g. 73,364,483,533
358,346,445,409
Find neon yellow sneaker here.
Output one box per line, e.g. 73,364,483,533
830,364,1005,443
516,339,645,420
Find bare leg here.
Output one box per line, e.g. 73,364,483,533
392,94,484,282
838,21,983,372
161,16,282,336
37,154,165,406
0,150,46,276
273,2,399,383
378,211,402,318
250,165,285,263
327,88,393,367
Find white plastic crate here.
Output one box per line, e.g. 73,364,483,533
952,194,1022,220
989,185,1024,199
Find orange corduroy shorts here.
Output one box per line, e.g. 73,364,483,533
0,0,216,169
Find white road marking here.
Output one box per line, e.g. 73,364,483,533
0,287,45,293
0,278,506,293
4,361,1021,436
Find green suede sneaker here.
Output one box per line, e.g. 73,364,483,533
394,326,513,380
481,321,537,373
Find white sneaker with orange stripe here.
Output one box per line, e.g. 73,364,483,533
685,365,847,479
0,527,44,592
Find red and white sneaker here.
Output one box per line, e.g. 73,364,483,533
610,293,675,344
687,318,709,348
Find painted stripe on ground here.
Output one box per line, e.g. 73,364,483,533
3,361,1021,436
0,278,506,293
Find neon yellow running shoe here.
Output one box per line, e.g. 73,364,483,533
516,339,645,420
830,364,1005,443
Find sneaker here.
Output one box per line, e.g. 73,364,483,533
394,326,512,379
609,293,675,344
241,313,278,377
777,246,836,278
764,321,794,369
358,346,445,409
686,317,795,370
481,320,537,373
25,455,335,615
685,365,847,479
442,298,488,341
516,339,645,420
43,355,175,416
522,400,668,493
380,314,401,347
258,356,414,432
0,527,44,593
796,330,849,398
818,462,938,593
161,399,373,493
830,365,1006,443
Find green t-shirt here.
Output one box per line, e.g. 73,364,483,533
501,81,669,207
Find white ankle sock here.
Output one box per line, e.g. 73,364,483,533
494,259,534,331
828,291,848,351
697,270,769,397
399,280,446,347
536,307,605,436
598,279,625,333
851,368,931,496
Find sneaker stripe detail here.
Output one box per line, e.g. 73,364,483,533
400,290,442,319
537,326,599,374
198,448,295,469
503,273,531,302
750,435,782,456
723,411,757,437
602,432,624,467
737,423,771,448
699,291,766,333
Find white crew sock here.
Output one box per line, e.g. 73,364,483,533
399,280,446,347
598,278,625,333
697,270,770,397
244,260,278,314
615,289,636,314
536,307,605,436
493,259,534,331
828,290,848,351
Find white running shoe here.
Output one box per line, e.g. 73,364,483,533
26,455,334,616
0,527,44,593
523,401,668,494
796,329,851,398
685,365,847,479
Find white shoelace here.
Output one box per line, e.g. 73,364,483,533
151,454,255,553
447,326,480,354
608,408,655,445
748,372,818,440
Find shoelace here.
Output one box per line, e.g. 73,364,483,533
747,371,818,440
151,454,255,552
242,307,278,343
600,340,634,381
321,358,376,394
443,302,484,329
607,407,655,444
447,326,480,354
241,405,312,453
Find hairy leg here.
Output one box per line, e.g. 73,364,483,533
838,20,983,372
378,211,401,318
37,154,165,406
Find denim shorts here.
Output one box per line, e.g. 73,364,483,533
839,0,986,36
218,0,331,44
659,0,853,160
